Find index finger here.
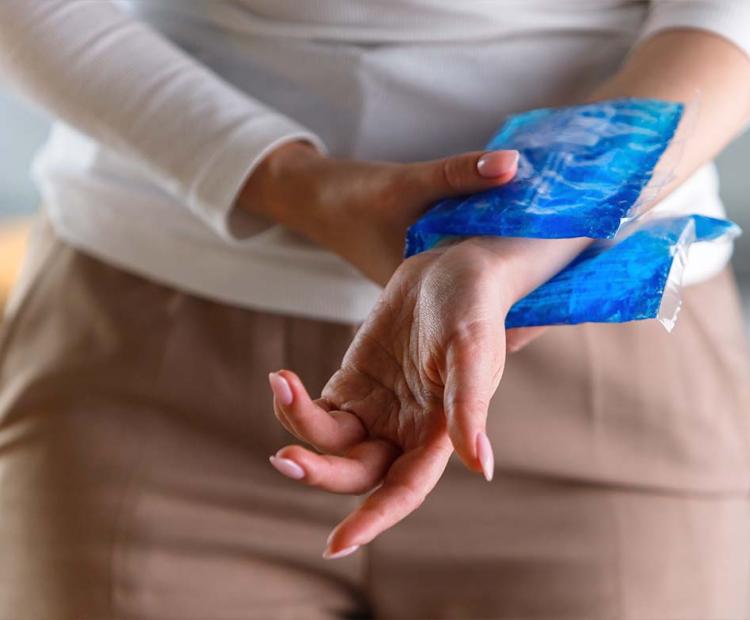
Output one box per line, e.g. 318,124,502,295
322,436,453,558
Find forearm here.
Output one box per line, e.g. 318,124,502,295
588,29,750,196
485,28,750,305
0,0,324,240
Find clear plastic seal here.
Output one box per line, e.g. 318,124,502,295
505,215,741,331
405,98,687,257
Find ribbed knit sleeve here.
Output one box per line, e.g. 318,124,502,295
0,0,327,241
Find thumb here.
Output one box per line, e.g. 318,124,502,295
442,330,506,481
413,149,519,203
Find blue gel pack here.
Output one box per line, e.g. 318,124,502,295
405,98,685,257
505,215,740,330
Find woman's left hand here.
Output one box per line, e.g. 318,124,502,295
266,238,525,558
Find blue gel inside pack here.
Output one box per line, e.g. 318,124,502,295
505,215,740,328
405,98,685,257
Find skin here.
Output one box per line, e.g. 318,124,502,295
238,29,750,558
240,142,521,287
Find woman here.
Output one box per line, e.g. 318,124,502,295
1,1,750,618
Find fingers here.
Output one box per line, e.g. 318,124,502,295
442,329,506,480
506,326,548,353
271,438,400,494
323,437,453,558
269,370,367,455
411,149,519,204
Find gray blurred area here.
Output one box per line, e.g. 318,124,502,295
0,88,749,329
716,137,750,334
0,90,49,218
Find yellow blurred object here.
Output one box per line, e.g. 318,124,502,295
0,219,31,312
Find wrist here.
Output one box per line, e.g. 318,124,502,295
448,235,592,307
237,140,326,227
434,237,525,313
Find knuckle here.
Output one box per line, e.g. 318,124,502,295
395,482,426,510
447,394,491,417
440,157,467,191
447,319,491,350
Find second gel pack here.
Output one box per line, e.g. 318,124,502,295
405,98,685,256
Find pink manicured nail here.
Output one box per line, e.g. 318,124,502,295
269,455,305,480
475,431,495,482
322,545,360,560
477,150,519,178
268,372,293,406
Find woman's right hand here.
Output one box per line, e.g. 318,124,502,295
237,141,519,286
266,234,524,557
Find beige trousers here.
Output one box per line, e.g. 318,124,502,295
1,214,750,620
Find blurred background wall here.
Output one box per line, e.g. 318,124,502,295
0,90,50,219
1,88,748,330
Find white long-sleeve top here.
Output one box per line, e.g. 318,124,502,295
1,1,748,323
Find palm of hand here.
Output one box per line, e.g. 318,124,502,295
268,242,511,557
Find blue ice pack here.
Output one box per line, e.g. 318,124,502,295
405,98,685,257
505,215,740,330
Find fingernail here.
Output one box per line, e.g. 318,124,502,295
269,455,305,480
268,372,293,407
475,431,495,482
322,545,360,560
477,150,519,178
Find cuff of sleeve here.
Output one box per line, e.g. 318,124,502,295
637,1,750,60
187,114,328,243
